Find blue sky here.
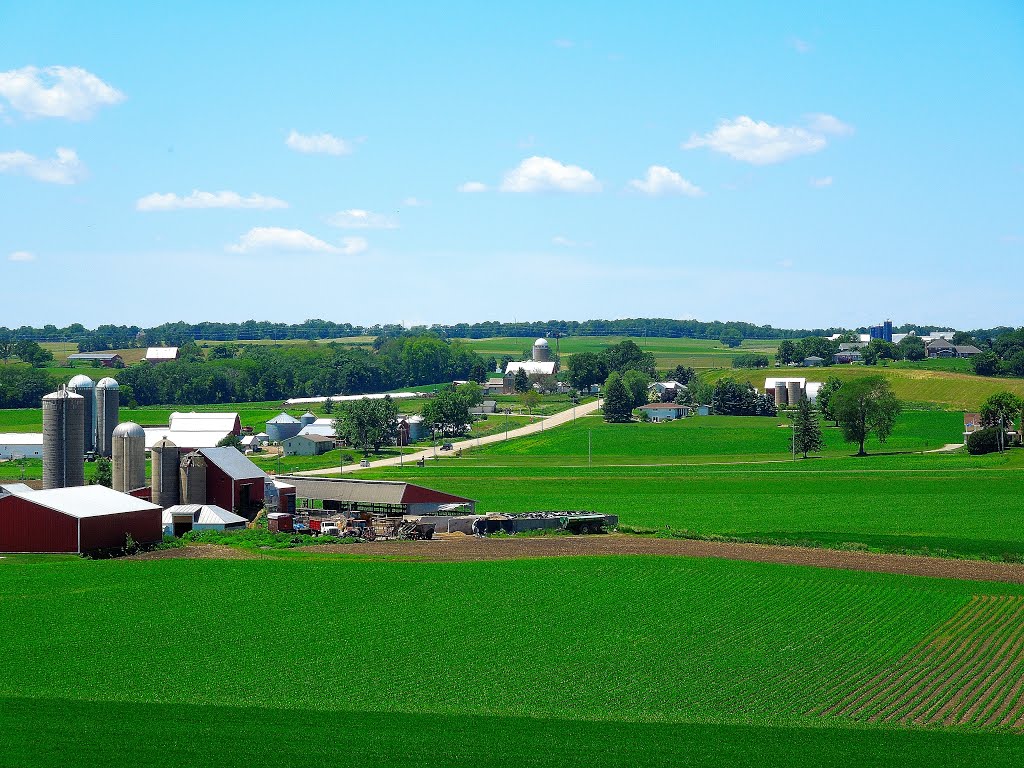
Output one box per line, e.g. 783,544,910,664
1,1,1021,330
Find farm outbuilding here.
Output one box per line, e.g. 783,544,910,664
0,433,43,460
67,352,124,368
639,404,689,422
0,484,161,554
143,411,241,451
197,447,267,518
279,476,477,517
281,433,334,457
145,347,179,363
161,504,247,537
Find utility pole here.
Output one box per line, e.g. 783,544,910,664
589,428,592,468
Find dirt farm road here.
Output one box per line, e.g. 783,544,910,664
293,399,603,476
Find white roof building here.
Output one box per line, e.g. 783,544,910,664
505,361,557,376
0,433,44,459
169,412,240,433
6,484,159,519
283,392,423,406
145,346,179,362
297,418,337,438
162,504,247,528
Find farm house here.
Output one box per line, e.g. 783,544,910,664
281,433,334,457
0,484,162,554
278,476,477,517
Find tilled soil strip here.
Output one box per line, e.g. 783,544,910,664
294,534,1024,584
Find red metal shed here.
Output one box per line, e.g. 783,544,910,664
199,447,267,519
0,485,162,554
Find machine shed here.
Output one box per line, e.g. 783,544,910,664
0,485,162,554
279,476,476,517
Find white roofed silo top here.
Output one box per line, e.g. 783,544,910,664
533,338,549,347
96,377,120,389
44,388,84,401
68,374,95,388
112,422,145,438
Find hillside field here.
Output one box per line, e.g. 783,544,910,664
1,554,1023,767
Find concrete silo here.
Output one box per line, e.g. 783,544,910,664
180,451,207,505
151,437,180,508
95,377,120,458
67,374,96,454
774,384,788,408
111,422,146,493
787,381,802,406
532,338,551,362
42,387,85,489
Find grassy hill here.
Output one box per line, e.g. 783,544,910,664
2,555,1022,767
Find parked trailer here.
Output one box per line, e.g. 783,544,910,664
469,512,618,536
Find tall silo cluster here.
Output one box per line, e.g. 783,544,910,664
67,375,96,454
95,377,120,457
111,422,146,493
42,387,85,489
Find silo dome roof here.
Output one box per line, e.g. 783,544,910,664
112,422,145,438
96,377,120,390
68,374,95,388
533,338,549,347
44,388,84,401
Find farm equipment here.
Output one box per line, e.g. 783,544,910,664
397,520,436,540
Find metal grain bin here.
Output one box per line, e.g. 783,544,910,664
179,451,207,505
95,377,120,458
266,412,301,442
42,387,85,489
151,437,180,508
67,374,96,454
111,422,146,493
300,411,317,428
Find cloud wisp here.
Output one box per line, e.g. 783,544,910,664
227,227,367,255
285,130,353,155
8,250,35,262
0,147,85,184
500,156,601,193
683,114,852,165
136,190,289,211
810,176,833,188
458,181,488,193
628,165,705,197
326,209,398,229
0,66,124,120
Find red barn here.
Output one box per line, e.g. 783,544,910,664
0,485,162,554
198,447,267,519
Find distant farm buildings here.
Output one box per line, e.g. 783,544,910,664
145,346,179,363
279,476,477,517
67,352,125,368
764,378,822,407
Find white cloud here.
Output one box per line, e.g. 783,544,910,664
0,147,85,184
458,181,488,193
810,176,833,188
227,227,361,255
326,209,398,229
500,156,601,193
285,130,352,156
790,37,812,53
0,66,124,120
628,165,705,197
553,39,575,48
683,115,852,165
402,197,426,207
136,190,289,211
8,250,35,262
806,113,854,136
552,236,577,247
778,258,794,269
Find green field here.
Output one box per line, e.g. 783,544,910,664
715,366,1024,412
461,335,779,369
1,554,1022,767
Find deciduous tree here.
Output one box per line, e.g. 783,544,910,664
831,376,901,456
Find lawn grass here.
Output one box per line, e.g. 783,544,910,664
0,555,1022,766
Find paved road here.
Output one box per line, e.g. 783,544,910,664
293,399,602,476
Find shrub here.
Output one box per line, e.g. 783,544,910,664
966,427,1002,455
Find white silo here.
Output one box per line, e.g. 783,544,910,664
111,422,146,493
42,387,85,489
532,338,551,362
95,377,120,458
67,374,96,454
